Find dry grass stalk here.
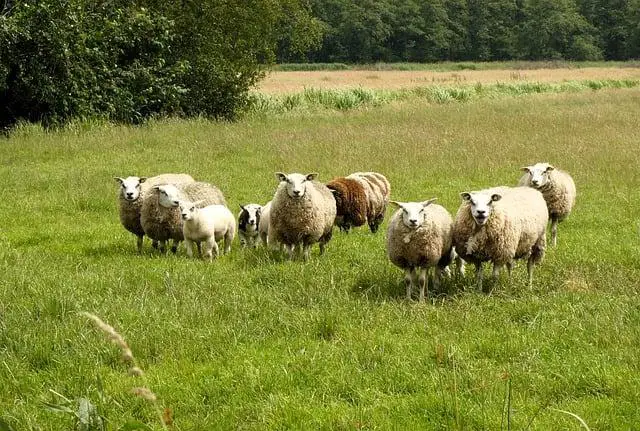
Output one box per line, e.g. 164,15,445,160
80,312,169,430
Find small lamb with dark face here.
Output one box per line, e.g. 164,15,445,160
237,204,262,248
518,162,576,247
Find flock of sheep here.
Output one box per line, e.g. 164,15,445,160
115,162,576,299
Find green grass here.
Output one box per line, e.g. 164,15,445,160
1,88,640,430
272,60,640,72
247,79,640,116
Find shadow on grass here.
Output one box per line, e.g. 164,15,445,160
351,270,470,303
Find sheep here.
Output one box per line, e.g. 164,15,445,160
114,173,194,253
268,172,337,260
326,171,391,233
518,162,576,247
179,201,236,260
237,204,262,248
258,201,272,247
452,186,548,290
386,199,455,301
140,181,226,253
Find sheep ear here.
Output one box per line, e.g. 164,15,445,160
545,165,555,172
390,200,403,208
421,198,437,207
460,192,472,201
239,204,245,211
520,166,531,172
305,173,318,181
329,189,340,196
491,194,502,202
275,172,288,183
139,177,147,184
114,177,124,184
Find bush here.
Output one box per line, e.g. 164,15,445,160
0,0,322,129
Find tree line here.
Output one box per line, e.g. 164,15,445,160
278,0,640,63
1,0,638,129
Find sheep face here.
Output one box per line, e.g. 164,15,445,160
391,199,436,229
179,201,198,221
521,163,554,188
275,172,318,199
239,204,262,230
156,184,181,208
460,192,502,226
115,176,147,201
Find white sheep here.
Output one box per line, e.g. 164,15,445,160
386,199,455,301
114,173,194,253
237,204,262,248
452,186,548,290
268,172,337,260
518,162,576,247
140,181,226,253
179,201,236,260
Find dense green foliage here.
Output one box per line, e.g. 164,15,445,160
281,0,640,62
0,0,321,129
1,88,639,429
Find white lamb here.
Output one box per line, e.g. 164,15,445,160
179,201,236,261
452,186,548,290
114,173,194,253
386,199,455,301
268,172,337,260
258,201,272,247
518,162,576,247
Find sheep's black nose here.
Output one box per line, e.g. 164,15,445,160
126,192,133,198
293,190,301,197
476,210,485,216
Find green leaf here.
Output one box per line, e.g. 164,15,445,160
0,418,17,431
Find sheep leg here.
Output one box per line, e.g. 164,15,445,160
506,261,514,278
136,235,144,254
492,263,502,280
158,240,167,254
302,244,312,261
551,219,558,247
475,262,483,290
527,258,535,289
434,266,443,292
201,237,215,261
404,268,415,300
418,268,428,301
170,239,180,254
184,239,194,258
151,239,159,249
455,255,465,278
209,238,219,260
285,244,295,260
224,232,233,254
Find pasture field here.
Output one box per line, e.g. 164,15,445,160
1,86,640,430
257,66,640,94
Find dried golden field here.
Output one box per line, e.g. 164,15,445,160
256,66,640,94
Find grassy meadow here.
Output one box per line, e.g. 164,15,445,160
1,79,640,429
